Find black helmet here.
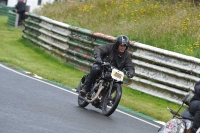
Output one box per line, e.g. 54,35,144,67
115,35,129,49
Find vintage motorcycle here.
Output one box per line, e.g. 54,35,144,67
158,91,196,133
76,62,127,116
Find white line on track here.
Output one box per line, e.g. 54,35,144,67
0,64,161,128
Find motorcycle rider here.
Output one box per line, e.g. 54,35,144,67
80,35,135,96
189,81,200,133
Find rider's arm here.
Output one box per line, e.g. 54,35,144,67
194,81,200,96
124,53,135,78
94,44,113,59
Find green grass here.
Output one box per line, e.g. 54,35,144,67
0,16,185,122
0,16,86,87
35,0,200,58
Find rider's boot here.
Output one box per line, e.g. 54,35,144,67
80,84,91,97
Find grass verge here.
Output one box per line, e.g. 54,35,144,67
35,0,200,58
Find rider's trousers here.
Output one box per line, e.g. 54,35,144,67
189,100,200,133
84,63,102,91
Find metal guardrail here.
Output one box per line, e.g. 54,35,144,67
0,4,14,16
0,4,19,27
7,10,19,27
23,13,200,104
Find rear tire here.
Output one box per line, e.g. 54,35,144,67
102,83,122,116
78,94,89,108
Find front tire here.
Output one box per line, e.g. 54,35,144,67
102,83,122,116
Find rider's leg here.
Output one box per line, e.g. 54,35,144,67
81,64,102,94
189,100,200,133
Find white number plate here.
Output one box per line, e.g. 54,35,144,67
111,69,124,81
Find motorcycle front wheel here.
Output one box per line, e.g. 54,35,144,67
102,83,122,116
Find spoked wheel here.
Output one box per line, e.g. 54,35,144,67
102,83,122,116
78,93,89,108
78,88,89,108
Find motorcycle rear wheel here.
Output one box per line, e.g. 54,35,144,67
78,89,89,108
77,79,89,108
78,94,89,108
102,83,122,116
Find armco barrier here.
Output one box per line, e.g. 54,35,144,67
0,4,19,27
23,13,200,104
7,10,19,27
0,4,14,16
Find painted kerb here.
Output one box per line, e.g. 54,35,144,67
23,13,200,104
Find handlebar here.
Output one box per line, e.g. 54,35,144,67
101,62,111,66
100,62,132,78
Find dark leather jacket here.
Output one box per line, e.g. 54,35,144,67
94,43,135,76
15,1,26,13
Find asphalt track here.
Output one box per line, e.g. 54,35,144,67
0,63,162,133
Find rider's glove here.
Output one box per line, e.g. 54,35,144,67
126,72,134,78
95,57,102,64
